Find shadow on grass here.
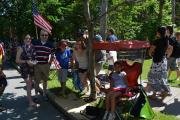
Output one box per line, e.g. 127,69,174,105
168,79,176,83
168,79,180,88
48,87,82,98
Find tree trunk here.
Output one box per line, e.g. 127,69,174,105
83,0,96,99
100,0,108,40
158,0,165,24
171,0,175,24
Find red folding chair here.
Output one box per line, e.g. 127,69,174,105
113,61,143,120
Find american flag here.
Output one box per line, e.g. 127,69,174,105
53,57,61,70
32,2,52,33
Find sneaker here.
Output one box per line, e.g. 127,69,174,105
97,92,105,98
167,92,172,96
107,113,115,120
102,111,109,120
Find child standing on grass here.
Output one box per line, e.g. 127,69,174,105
0,66,7,112
55,40,72,98
103,61,127,120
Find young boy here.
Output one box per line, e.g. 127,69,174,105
55,40,72,98
0,66,7,111
103,61,127,120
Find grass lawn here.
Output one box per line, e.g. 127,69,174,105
47,59,180,120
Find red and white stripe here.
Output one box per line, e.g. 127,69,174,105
34,14,52,33
53,58,61,70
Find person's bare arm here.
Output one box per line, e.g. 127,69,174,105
16,47,26,64
148,45,156,57
166,45,173,58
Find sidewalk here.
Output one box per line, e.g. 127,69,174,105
46,82,180,120
46,90,90,120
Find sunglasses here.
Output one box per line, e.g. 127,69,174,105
41,34,48,36
25,37,31,40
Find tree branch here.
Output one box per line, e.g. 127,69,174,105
93,0,144,24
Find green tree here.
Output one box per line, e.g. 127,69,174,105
108,0,172,41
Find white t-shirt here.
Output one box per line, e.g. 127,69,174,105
107,51,117,65
111,71,127,88
73,49,88,69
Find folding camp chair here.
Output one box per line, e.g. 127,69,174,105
113,60,143,120
92,40,151,119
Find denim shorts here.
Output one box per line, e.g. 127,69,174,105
57,69,68,82
0,77,7,87
168,57,178,71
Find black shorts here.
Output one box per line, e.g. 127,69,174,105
78,68,88,73
0,77,7,88
20,64,34,79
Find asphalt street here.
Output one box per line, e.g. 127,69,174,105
0,68,67,120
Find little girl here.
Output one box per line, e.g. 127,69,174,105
103,61,127,120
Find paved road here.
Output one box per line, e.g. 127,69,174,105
0,68,66,120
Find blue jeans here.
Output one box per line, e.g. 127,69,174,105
72,70,83,92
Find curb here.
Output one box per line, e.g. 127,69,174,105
45,89,91,120
46,90,79,120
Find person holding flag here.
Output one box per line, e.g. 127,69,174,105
33,29,54,101
32,1,54,101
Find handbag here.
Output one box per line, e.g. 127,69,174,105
85,106,100,116
130,89,155,119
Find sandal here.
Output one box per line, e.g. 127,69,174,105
27,103,40,111
160,92,168,99
0,105,6,112
148,95,157,100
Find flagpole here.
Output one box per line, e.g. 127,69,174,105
35,26,39,40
